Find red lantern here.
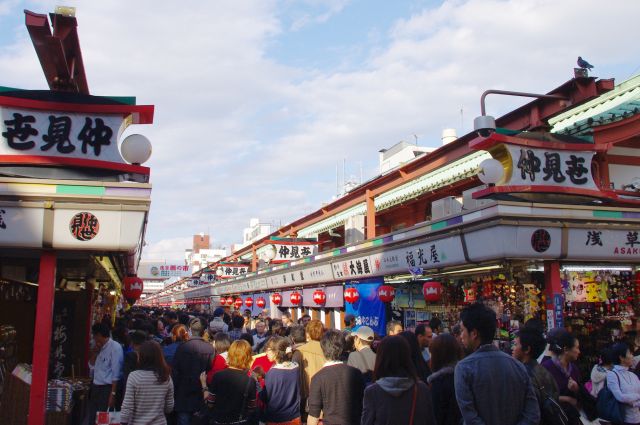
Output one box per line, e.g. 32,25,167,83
219,297,227,306
256,297,266,309
245,297,254,308
377,285,395,303
233,298,243,309
423,281,443,302
313,289,326,306
290,291,302,306
344,287,359,304
272,293,282,306
123,276,144,303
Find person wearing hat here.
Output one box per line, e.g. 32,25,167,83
209,307,228,334
347,326,376,383
172,317,215,425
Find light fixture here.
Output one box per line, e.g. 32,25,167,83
561,265,633,272
121,134,152,165
109,290,116,295
263,244,277,263
437,264,503,275
477,158,504,185
473,89,568,138
623,177,640,192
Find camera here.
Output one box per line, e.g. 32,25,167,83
473,115,496,138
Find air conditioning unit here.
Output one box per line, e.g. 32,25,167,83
431,196,462,220
462,185,494,210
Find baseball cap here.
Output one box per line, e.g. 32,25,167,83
351,326,374,342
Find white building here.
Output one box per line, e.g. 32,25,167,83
231,218,274,252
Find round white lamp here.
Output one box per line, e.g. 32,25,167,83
478,158,504,185
216,268,224,277
263,244,277,263
121,134,152,165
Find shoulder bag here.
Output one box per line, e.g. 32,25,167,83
596,371,624,425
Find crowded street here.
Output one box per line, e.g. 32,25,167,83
2,2,640,425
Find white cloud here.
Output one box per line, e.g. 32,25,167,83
2,0,640,261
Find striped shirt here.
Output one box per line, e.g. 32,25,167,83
120,370,174,425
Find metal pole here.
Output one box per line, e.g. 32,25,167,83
480,89,568,116
27,251,57,425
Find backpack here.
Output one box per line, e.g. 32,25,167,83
526,364,569,425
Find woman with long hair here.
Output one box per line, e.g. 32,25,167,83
205,332,232,385
162,324,189,366
426,334,463,425
260,336,301,425
362,336,435,425
205,340,258,425
120,341,174,425
399,331,431,383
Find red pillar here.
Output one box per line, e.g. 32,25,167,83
28,251,57,425
544,260,563,329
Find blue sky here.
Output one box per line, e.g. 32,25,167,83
1,0,640,260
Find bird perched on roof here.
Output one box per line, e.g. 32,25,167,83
577,56,594,70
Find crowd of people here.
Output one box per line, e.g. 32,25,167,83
82,302,640,425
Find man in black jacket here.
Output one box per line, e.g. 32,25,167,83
172,317,214,425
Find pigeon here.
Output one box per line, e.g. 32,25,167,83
577,56,594,70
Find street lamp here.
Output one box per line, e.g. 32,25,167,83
121,134,152,165
262,244,277,264
473,89,568,137
477,158,504,186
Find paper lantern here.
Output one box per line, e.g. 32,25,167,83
344,287,359,304
290,291,302,306
233,298,243,309
313,289,326,306
256,297,266,309
378,285,395,303
122,276,144,302
225,296,234,306
219,297,227,306
245,297,254,308
272,293,282,306
423,281,443,302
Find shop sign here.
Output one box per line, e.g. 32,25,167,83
140,263,191,279
269,263,334,288
567,228,640,259
69,212,99,241
0,106,128,163
331,255,374,280
50,300,74,378
268,243,316,262
216,264,249,278
504,145,597,190
464,226,562,261
553,294,564,328
302,286,343,308
52,208,146,250
0,206,44,248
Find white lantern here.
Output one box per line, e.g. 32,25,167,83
121,134,152,165
478,158,504,185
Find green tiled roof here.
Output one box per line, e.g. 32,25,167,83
550,74,640,135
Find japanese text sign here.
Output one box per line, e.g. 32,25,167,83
0,106,127,163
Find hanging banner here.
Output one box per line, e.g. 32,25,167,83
345,278,386,336
301,286,343,308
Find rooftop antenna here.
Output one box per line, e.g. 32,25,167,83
460,106,464,133
413,134,418,146
336,161,339,197
359,161,363,184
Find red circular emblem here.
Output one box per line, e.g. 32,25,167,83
69,212,100,241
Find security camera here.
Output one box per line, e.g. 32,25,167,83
473,115,496,138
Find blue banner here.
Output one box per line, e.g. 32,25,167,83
345,278,387,336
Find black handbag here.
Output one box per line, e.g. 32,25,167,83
211,377,255,425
